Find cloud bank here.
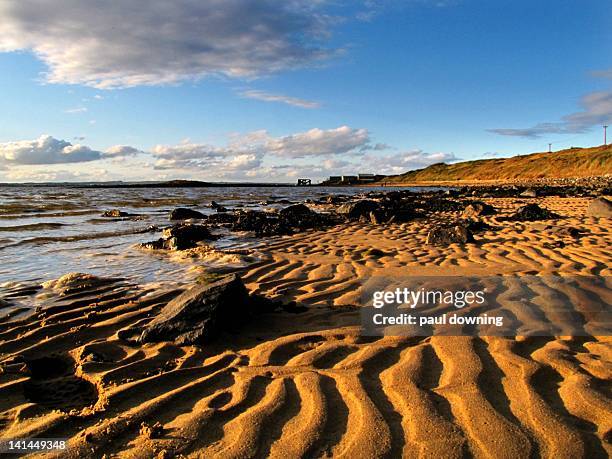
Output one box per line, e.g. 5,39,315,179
0,136,142,165
0,135,103,165
0,0,336,89
151,126,372,170
1,129,454,182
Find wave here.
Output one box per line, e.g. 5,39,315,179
1,226,158,249
0,222,67,232
0,209,99,220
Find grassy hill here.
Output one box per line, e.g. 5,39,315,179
382,145,612,183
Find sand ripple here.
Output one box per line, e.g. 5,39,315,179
0,196,610,458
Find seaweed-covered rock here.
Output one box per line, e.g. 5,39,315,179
169,208,206,220
426,225,474,246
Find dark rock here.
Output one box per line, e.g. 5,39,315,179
206,213,238,225
140,224,215,250
232,211,279,236
138,275,260,345
140,422,164,439
337,200,379,220
365,248,387,257
421,199,465,213
169,207,206,220
162,224,215,250
426,225,474,246
279,203,312,217
586,197,612,217
282,302,308,314
506,204,560,221
323,195,348,204
444,189,461,198
139,238,169,250
556,227,584,238
232,208,338,237
462,201,497,217
209,201,229,212
543,240,566,249
369,210,385,224
102,209,135,218
462,219,493,233
387,208,422,223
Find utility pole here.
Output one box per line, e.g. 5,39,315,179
604,125,608,146
548,143,552,153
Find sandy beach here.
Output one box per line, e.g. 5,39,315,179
0,190,610,458
1,1,611,456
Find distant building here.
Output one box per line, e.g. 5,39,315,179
319,173,386,186
341,175,358,184
358,173,376,182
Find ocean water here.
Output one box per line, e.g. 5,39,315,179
0,185,430,290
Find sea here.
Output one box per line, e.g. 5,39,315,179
0,185,431,291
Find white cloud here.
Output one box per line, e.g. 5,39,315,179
226,154,262,171
152,146,262,173
104,145,142,157
0,135,143,166
0,135,103,165
151,126,371,169
152,141,228,161
265,126,370,157
238,90,321,109
149,126,373,178
0,0,336,89
489,90,612,139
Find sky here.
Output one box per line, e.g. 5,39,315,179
0,0,611,183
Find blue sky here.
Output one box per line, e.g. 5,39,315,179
0,0,610,182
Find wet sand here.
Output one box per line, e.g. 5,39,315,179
0,195,611,458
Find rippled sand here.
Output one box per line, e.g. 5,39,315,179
0,196,610,458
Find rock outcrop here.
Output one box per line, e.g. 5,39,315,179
506,204,560,221
140,224,215,250
426,225,474,246
137,275,279,345
169,208,206,220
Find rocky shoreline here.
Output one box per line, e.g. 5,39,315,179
124,181,611,255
